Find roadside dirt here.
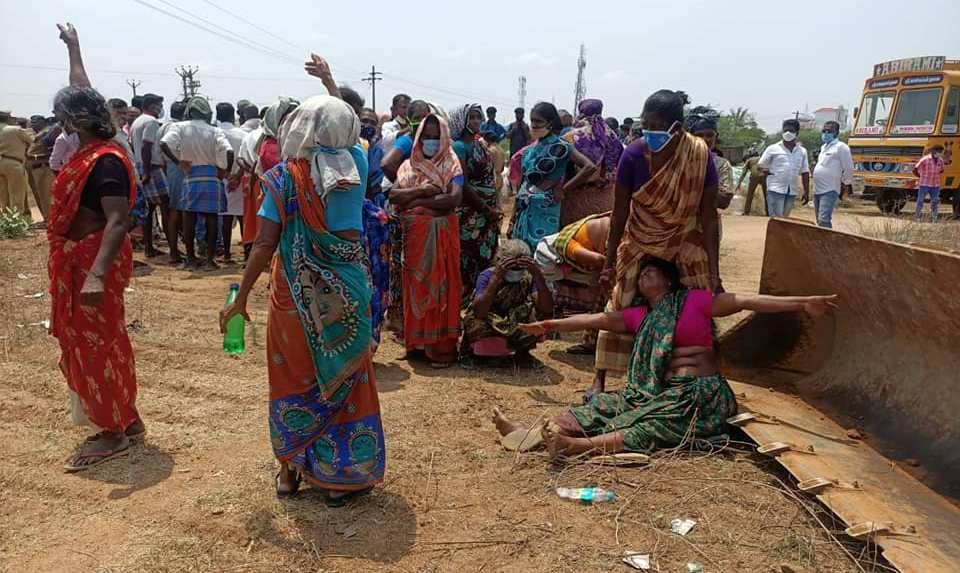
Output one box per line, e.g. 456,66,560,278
0,202,899,572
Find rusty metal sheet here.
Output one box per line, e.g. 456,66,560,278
729,380,960,573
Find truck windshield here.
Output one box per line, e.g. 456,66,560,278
891,88,942,135
855,91,894,135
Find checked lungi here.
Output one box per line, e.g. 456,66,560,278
182,164,226,214
137,163,169,205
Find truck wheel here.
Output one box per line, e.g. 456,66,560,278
876,189,907,214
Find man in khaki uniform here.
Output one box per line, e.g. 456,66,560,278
27,115,55,221
0,110,34,215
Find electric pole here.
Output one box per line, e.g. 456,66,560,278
518,75,527,111
361,65,383,113
126,79,141,99
175,66,201,99
574,43,587,113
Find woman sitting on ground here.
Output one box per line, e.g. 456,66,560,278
493,257,837,458
461,239,553,367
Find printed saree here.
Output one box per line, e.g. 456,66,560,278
261,160,385,491
509,134,572,252
560,113,622,225
454,139,499,305
596,132,711,373
569,290,736,452
362,191,390,346
461,273,539,353
47,140,139,433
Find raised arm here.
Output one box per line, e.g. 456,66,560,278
57,23,91,88
711,292,837,318
304,54,341,99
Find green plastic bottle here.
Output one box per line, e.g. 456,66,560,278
223,283,245,354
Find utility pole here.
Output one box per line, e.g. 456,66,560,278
126,79,141,99
574,43,587,113
361,65,383,113
175,66,201,99
518,75,527,111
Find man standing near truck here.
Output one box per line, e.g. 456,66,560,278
912,144,949,221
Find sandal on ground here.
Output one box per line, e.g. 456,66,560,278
64,438,130,472
275,470,301,497
565,343,596,355
324,487,372,508
500,426,544,452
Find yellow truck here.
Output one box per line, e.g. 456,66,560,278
850,56,959,213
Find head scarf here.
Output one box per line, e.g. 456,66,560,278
448,103,482,140
263,96,299,138
186,97,212,122
683,107,719,133
279,95,361,194
564,97,622,174
397,113,462,191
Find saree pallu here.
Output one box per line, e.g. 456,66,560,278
596,133,711,373
263,160,384,491
401,209,462,357
47,141,138,434
362,192,390,346
457,184,499,303
568,290,736,452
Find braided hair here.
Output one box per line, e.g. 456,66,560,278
53,86,116,140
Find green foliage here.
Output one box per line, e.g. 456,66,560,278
716,107,766,150
0,208,30,239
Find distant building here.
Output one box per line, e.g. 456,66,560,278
814,106,848,130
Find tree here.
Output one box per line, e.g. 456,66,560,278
717,107,766,151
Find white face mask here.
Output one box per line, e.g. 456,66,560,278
782,131,797,142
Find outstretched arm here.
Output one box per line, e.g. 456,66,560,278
712,293,837,318
519,311,627,336
57,23,91,88
304,54,341,99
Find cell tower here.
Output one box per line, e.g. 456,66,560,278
518,75,527,111
574,44,587,112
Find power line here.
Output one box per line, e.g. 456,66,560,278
196,0,306,53
361,65,383,113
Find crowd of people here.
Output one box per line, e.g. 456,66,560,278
33,22,841,505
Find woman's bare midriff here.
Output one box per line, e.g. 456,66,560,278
332,229,362,242
64,206,107,242
666,345,718,378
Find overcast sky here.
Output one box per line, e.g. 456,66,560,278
2,0,958,132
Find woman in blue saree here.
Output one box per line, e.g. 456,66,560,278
220,95,384,505
508,102,597,253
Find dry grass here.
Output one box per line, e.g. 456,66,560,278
853,217,960,253
0,214,900,573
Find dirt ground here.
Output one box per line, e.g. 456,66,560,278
0,201,911,573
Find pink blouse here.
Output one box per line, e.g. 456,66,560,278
621,289,713,347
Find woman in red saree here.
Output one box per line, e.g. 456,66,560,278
47,81,143,471
391,113,464,367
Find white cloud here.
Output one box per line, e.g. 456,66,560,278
601,69,627,81
515,52,556,67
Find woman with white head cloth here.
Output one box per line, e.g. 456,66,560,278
220,95,385,504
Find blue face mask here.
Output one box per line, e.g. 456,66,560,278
422,138,441,157
505,270,526,283
643,129,674,153
821,132,836,144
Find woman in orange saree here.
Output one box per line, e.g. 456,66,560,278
391,113,464,368
47,82,142,472
221,96,384,505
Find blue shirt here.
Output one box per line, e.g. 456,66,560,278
394,134,414,158
480,120,506,142
258,144,369,232
366,138,384,189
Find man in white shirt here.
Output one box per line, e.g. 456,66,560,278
130,93,174,258
811,121,853,229
758,118,810,217
160,97,232,269
217,102,247,263
380,93,411,158
157,100,187,262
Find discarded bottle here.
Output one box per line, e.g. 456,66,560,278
556,487,615,504
223,283,245,354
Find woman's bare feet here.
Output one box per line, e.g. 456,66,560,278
492,407,522,437
276,462,300,496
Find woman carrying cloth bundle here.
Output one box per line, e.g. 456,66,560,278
221,95,384,504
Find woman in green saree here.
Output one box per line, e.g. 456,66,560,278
493,257,837,458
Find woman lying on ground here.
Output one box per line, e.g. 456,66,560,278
492,257,837,459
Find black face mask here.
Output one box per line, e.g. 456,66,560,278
360,125,377,140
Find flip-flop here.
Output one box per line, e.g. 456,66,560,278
126,428,147,444
324,487,372,508
64,444,130,472
500,426,544,452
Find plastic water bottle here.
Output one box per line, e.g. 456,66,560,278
556,487,615,504
223,283,245,354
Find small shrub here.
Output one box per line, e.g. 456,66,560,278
0,207,31,239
